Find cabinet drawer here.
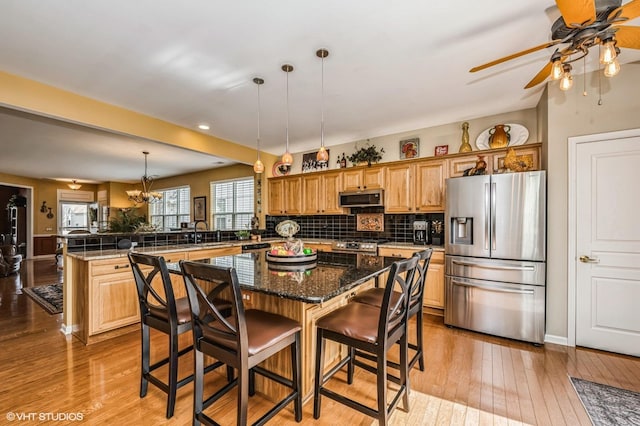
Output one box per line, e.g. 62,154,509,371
188,246,241,260
91,258,134,276
378,247,416,258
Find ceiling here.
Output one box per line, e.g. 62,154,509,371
1,1,639,183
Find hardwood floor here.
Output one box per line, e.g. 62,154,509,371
1,258,639,425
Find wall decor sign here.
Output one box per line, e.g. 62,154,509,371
435,145,449,156
193,196,206,221
356,213,384,232
399,138,419,159
302,150,330,173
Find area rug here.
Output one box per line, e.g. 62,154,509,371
23,283,63,314
570,376,640,425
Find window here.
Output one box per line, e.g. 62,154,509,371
149,186,191,230
211,178,254,230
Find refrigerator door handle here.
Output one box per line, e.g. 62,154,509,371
451,259,536,271
491,182,497,251
484,183,490,251
450,279,535,295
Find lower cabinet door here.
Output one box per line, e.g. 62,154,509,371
90,273,140,334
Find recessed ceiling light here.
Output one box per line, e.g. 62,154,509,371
198,124,210,130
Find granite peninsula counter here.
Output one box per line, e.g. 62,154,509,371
62,243,391,401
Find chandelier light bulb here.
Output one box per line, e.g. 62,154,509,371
604,58,620,77
599,38,617,64
551,59,564,80
559,72,573,91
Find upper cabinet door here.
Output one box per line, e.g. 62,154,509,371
385,164,413,213
415,160,447,212
283,177,302,215
302,175,322,214
322,172,344,214
268,179,285,215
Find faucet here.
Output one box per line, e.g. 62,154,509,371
193,220,208,244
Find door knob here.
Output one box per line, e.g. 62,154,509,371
579,255,599,263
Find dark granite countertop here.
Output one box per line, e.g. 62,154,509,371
166,251,393,304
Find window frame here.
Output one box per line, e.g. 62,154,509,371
148,185,191,231
210,177,254,231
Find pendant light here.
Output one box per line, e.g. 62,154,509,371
316,49,329,164
68,180,82,190
281,64,294,166
252,77,265,174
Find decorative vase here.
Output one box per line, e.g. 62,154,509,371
488,124,511,149
459,121,472,153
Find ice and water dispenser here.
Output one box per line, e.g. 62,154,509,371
450,217,473,245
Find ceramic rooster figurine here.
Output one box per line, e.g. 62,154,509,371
503,148,533,172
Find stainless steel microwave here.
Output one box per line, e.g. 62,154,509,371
338,189,384,207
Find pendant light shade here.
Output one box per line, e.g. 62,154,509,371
252,77,265,174
68,180,82,190
281,64,294,166
316,48,330,164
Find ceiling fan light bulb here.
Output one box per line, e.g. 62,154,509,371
253,159,264,173
281,151,293,166
551,60,564,80
604,59,620,77
600,40,617,64
559,73,573,91
316,146,329,163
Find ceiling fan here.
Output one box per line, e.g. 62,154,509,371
470,0,640,89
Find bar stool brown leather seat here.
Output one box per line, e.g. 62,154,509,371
128,252,226,419
351,248,433,371
313,255,419,426
180,260,302,426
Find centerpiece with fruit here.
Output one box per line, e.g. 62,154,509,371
266,220,317,263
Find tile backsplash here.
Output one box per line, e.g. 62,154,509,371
265,208,444,244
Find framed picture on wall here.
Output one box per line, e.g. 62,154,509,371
193,196,206,221
435,145,449,156
399,137,419,159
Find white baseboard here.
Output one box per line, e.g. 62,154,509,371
544,334,569,346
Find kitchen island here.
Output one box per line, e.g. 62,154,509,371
64,243,392,401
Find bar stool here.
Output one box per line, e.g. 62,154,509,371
128,252,225,418
180,260,303,426
313,255,419,425
351,248,433,371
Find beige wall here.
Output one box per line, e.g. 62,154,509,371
288,108,539,174
543,62,640,339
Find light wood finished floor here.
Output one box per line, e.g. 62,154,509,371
1,259,639,425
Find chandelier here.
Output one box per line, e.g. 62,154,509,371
126,151,162,205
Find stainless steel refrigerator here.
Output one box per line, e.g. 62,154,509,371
444,171,546,344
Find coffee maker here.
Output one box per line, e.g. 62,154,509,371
413,220,431,245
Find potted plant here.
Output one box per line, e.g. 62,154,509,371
235,229,251,240
347,142,385,166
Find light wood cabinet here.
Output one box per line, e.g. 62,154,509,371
422,251,445,309
302,172,343,214
302,242,332,252
377,247,445,310
268,176,302,215
415,160,446,212
342,166,385,191
385,160,447,213
385,164,413,212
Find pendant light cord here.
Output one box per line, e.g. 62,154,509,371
321,54,325,148
285,69,290,153
257,82,261,160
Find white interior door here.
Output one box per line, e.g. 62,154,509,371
575,133,640,356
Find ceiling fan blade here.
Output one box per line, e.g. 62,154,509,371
555,0,596,27
524,61,553,89
610,0,640,21
615,26,640,49
469,40,561,73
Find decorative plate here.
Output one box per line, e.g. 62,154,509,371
475,123,529,150
275,220,300,238
272,161,291,177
